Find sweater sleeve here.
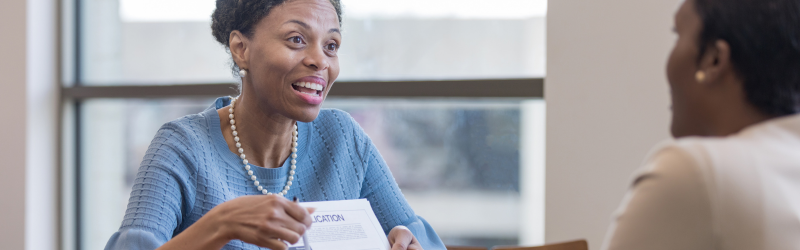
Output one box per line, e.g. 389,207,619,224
600,146,715,250
345,111,446,250
105,123,198,250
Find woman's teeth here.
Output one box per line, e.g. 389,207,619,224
292,82,324,91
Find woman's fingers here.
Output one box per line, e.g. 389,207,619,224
392,238,424,250
267,226,303,245
283,200,314,227
241,227,291,250
254,238,289,250
277,215,309,237
272,201,313,235
407,238,424,250
214,195,315,247
240,217,302,244
391,242,410,250
389,226,416,250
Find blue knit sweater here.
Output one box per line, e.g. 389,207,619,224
104,97,445,250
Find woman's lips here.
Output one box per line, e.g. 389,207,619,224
292,81,323,95
291,79,325,105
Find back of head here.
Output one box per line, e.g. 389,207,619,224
695,0,800,116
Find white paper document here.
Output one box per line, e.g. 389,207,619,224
288,199,391,250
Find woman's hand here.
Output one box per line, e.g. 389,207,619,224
210,195,314,249
388,226,423,250
158,195,314,250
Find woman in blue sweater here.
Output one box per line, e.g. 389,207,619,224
104,0,444,249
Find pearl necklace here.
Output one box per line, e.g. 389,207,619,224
229,97,297,196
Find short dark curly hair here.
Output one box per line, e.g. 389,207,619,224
211,0,343,76
694,0,800,116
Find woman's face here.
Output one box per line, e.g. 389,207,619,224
666,0,706,137
237,0,341,122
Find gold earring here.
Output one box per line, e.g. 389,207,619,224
695,71,706,83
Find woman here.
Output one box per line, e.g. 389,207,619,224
104,0,445,249
602,0,800,249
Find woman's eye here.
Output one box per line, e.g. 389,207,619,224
289,36,302,44
326,43,339,52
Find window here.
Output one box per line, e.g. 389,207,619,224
61,0,547,249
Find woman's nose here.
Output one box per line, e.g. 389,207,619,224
303,46,329,71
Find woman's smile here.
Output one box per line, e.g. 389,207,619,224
290,76,327,105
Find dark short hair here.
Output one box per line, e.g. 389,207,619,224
695,0,800,116
211,0,343,75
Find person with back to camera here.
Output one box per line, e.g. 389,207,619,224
602,0,800,249
103,0,446,249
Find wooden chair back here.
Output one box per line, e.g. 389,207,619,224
491,239,588,250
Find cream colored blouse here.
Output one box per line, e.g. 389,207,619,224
602,114,800,250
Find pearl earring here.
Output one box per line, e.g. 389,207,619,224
695,71,706,83
239,69,247,77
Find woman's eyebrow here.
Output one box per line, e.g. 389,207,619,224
284,19,310,29
284,19,340,35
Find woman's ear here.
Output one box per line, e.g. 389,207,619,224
698,40,733,85
229,30,249,69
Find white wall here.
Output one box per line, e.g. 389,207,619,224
0,0,59,249
0,0,28,248
545,0,680,249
